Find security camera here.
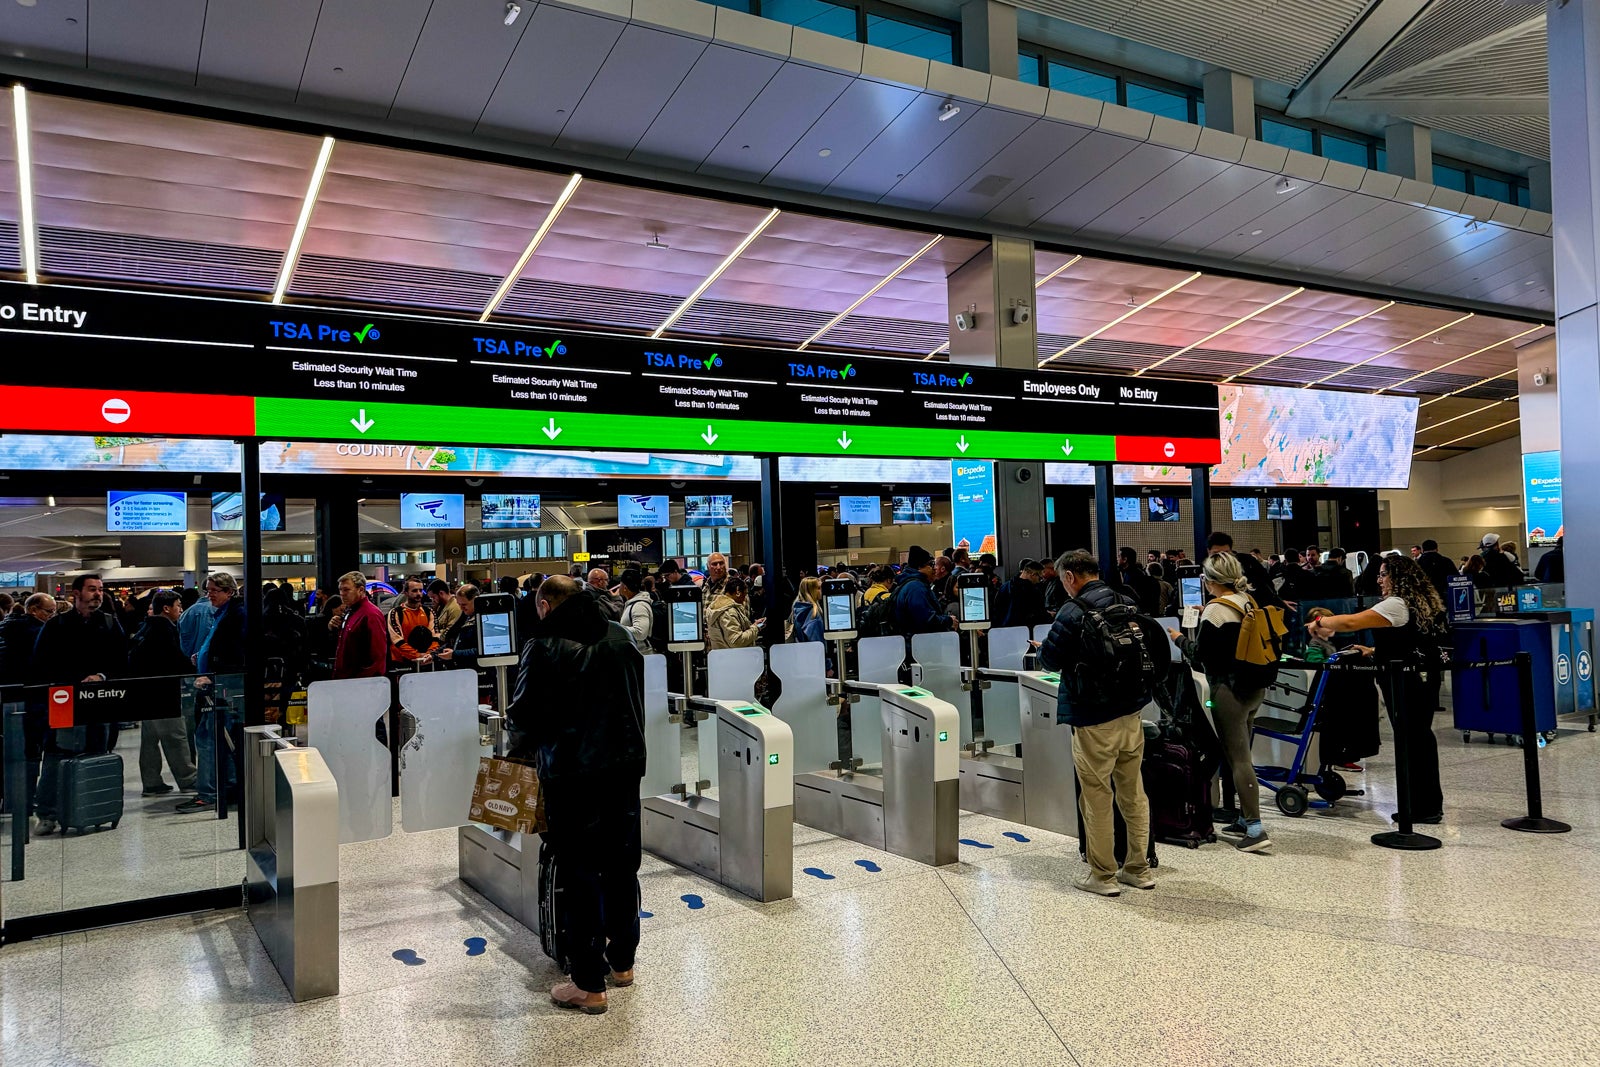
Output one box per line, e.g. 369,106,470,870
1533,368,1552,388
1011,303,1031,326
1014,466,1034,484
954,312,973,332
504,1,521,25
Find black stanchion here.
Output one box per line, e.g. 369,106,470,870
1372,661,1442,852
1502,651,1571,834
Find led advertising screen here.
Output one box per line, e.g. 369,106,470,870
481,493,541,529
838,495,882,525
892,495,933,525
400,493,464,530
1267,497,1293,520
1113,496,1141,523
1523,450,1562,546
684,495,734,528
107,491,187,533
210,492,287,532
1148,496,1180,522
950,461,998,562
617,495,669,529
1230,497,1260,522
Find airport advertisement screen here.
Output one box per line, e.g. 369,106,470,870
892,495,932,524
1230,497,1260,522
107,491,187,533
618,495,669,529
481,493,541,529
1523,450,1562,546
400,493,464,530
683,495,733,528
211,492,287,532
1113,496,1141,522
838,495,882,525
950,461,998,561
1148,497,1180,522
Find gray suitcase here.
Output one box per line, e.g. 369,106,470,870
59,752,124,834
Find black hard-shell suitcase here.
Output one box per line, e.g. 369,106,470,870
1142,736,1216,849
537,837,572,974
58,752,124,834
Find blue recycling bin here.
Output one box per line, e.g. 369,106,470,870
1451,619,1557,742
1564,608,1596,723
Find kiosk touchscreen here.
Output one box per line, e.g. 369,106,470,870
821,578,857,641
473,592,519,668
663,584,705,652
956,572,990,631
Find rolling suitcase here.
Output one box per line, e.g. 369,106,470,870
58,752,124,834
1142,735,1216,849
537,836,572,974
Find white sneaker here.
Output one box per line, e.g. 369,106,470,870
34,818,58,836
1117,868,1155,891
1074,873,1121,897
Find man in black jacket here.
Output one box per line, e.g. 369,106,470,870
1,593,55,820
1312,547,1356,599
1206,532,1286,610
509,575,646,1016
1416,539,1461,602
1117,546,1162,616
129,589,198,796
993,559,1049,628
1474,533,1525,589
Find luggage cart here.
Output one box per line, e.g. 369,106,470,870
1253,655,1365,817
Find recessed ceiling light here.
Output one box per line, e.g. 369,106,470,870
938,101,961,122
818,148,832,158
645,233,668,250
1275,178,1296,194
14,0,37,8
1250,229,1263,235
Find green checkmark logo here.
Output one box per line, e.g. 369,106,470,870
354,323,375,343
842,363,854,378
959,373,972,386
544,340,562,357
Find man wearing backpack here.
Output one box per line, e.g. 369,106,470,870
891,547,955,635
1038,551,1163,896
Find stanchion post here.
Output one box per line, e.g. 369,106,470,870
1372,661,1442,851
1502,651,1572,834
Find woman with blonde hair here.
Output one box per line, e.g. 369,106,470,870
789,576,824,644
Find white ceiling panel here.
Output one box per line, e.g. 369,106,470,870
196,0,322,102
0,0,86,67
985,129,1138,227
932,119,1089,217
1368,220,1504,285
1036,142,1188,231
556,25,709,160
1119,166,1278,246
1165,180,1324,252
824,92,977,202
630,45,785,169
85,0,204,84
1274,198,1416,271
698,63,853,181
766,78,920,193
878,107,1037,211
1390,226,1537,289
1082,153,1232,239
297,0,435,118
476,5,627,148
387,0,533,130
1240,192,1387,264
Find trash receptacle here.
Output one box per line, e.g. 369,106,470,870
1451,620,1556,743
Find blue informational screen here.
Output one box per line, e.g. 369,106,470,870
108,491,188,533
1230,497,1260,522
891,495,932,524
684,495,733,528
481,493,541,529
1113,496,1141,523
1148,496,1180,522
211,492,286,532
400,493,464,530
839,496,882,525
1523,450,1562,547
950,460,998,564
1266,497,1293,520
617,494,669,529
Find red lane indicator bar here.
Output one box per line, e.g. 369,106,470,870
0,386,255,437
1116,436,1222,465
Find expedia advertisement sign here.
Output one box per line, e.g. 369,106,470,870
45,676,183,727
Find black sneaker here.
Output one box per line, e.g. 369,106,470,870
1235,830,1273,853
174,797,213,813
142,783,175,797
1217,818,1249,837
1390,812,1442,825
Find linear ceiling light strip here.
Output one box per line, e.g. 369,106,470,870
652,207,781,340
480,171,583,323
1035,254,1082,288
1307,311,1475,387
1420,368,1516,407
923,342,948,360
1042,271,1201,365
11,85,37,285
1415,398,1508,438
1415,414,1521,455
272,135,336,305
1134,286,1306,377
1222,301,1396,383
798,234,943,351
1376,325,1545,394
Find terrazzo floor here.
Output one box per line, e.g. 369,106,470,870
4,711,1600,1066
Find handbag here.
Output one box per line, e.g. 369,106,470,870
468,755,546,835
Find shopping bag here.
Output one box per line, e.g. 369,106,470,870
468,755,545,834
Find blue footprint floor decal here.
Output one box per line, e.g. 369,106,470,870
959,838,995,849
801,866,835,880
392,949,426,966
463,937,487,957
1001,831,1031,843
639,910,654,919
681,894,706,910
854,859,883,873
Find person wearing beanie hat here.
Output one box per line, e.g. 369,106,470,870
906,545,934,570
890,546,954,634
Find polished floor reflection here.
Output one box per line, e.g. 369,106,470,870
4,716,1600,1067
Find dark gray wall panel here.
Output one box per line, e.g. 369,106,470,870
1242,192,1385,264
824,92,975,202
87,0,204,83
1084,152,1231,239
298,0,435,118
1122,166,1275,246
1302,203,1454,275
0,0,86,67
933,119,1088,217
984,130,1137,228
557,25,707,160
880,107,1036,211
388,0,533,129
1037,142,1187,231
197,0,322,101
631,45,783,169
477,5,625,147
766,78,919,193
1275,198,1413,270
1368,223,1502,285
1197,187,1348,258
700,63,852,181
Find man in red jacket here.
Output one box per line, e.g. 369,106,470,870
333,571,387,679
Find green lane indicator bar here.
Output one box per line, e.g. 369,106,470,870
768,753,780,765
252,397,1117,462
937,731,950,742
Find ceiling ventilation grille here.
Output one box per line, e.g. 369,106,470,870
0,221,16,271
291,255,500,312
1355,0,1543,88
38,227,278,291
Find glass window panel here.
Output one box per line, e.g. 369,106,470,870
761,0,857,40
1124,82,1188,122
1433,163,1468,192
1321,133,1369,168
1374,144,1387,172
710,0,753,10
1259,118,1313,155
1515,183,1530,208
554,533,566,556
866,14,953,63
493,542,506,561
1474,175,1511,203
664,529,680,557
1047,62,1116,103
1194,98,1205,127
1017,52,1040,85
717,527,732,553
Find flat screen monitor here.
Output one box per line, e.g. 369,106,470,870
481,493,541,529
683,495,733,528
480,612,513,658
825,594,853,632
107,490,187,533
670,600,700,644
1180,576,1205,609
210,492,287,532
1113,496,1141,523
1266,497,1293,520
1148,496,1180,522
839,495,881,525
400,493,464,530
1230,497,1261,522
617,494,668,529
961,585,988,624
891,495,932,524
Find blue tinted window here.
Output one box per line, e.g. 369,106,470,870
1260,118,1313,154
1194,98,1205,127
1375,144,1387,172
763,0,857,40
1515,183,1531,208
1322,133,1369,168
1433,163,1468,192
709,0,755,10
1124,82,1188,122
1048,62,1116,103
1474,175,1512,204
866,13,954,63
1017,52,1041,85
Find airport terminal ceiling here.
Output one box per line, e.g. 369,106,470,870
0,90,1547,457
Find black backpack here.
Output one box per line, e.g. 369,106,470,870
648,597,671,654
858,591,901,638
1066,595,1170,716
